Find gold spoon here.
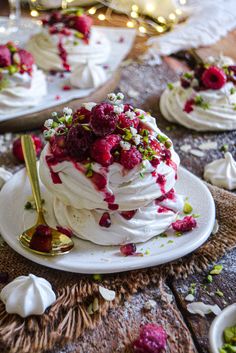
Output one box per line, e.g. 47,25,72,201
19,135,74,256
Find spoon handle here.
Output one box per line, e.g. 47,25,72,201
21,135,43,214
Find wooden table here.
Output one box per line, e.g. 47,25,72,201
0,2,236,352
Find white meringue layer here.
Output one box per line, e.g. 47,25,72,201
160,82,236,131
0,65,47,113
43,191,184,245
70,61,107,89
26,27,111,72
0,167,12,189
204,152,236,190
0,274,56,318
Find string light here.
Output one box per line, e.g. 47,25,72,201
179,0,187,4
30,10,39,17
88,7,97,15
127,21,135,28
175,8,182,15
98,14,106,21
146,4,155,12
139,26,147,33
132,4,139,12
130,11,139,19
156,25,164,33
169,13,176,21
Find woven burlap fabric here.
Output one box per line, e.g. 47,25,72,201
0,183,235,353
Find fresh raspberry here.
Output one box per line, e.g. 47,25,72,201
13,135,42,162
91,103,118,136
123,104,134,112
183,99,194,113
172,216,197,232
201,66,226,90
50,134,68,159
120,146,142,170
30,225,52,253
99,212,111,228
90,134,121,166
133,324,167,353
117,113,139,131
16,49,34,73
66,124,94,161
67,14,93,38
72,107,92,124
120,243,136,256
0,45,11,67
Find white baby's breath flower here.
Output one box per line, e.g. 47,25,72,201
133,134,141,145
114,104,124,114
51,111,58,117
120,141,131,150
44,119,54,129
107,93,116,102
130,127,137,135
63,107,73,116
125,111,136,120
116,92,124,101
43,129,55,140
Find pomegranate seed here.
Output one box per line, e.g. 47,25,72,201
99,212,111,228
120,243,136,256
120,210,137,220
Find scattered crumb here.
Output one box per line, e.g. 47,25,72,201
190,149,205,157
180,144,191,152
198,141,218,150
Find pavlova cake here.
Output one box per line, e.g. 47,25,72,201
160,55,236,131
39,93,195,246
0,42,47,113
26,9,111,72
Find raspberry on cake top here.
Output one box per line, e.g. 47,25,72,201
39,93,187,245
0,42,47,114
26,8,111,72
160,55,236,131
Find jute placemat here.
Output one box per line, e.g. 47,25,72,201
0,183,235,353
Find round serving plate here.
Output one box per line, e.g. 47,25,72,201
0,166,215,274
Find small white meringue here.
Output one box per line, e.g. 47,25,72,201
0,167,12,189
70,61,107,89
0,274,56,318
204,152,236,190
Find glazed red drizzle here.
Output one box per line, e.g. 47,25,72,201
156,174,166,194
155,188,176,203
157,206,171,213
58,37,70,71
46,155,62,184
167,159,178,179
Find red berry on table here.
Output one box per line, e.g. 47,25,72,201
72,106,92,124
12,135,42,162
91,103,118,136
172,216,197,232
0,45,11,67
30,225,52,253
133,324,167,353
120,146,142,170
68,14,93,37
17,49,34,73
120,243,136,256
66,124,95,161
201,66,226,90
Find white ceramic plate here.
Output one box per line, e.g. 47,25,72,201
0,166,215,274
209,303,236,353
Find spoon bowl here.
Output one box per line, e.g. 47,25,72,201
19,135,74,256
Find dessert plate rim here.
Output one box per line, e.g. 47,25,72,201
0,166,215,274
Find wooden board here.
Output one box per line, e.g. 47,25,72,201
0,70,121,133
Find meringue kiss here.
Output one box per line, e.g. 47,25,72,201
70,61,107,89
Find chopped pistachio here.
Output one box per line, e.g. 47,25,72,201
145,249,151,255
87,303,93,315
192,213,200,218
167,82,174,90
210,264,223,275
230,87,236,95
93,274,102,281
159,233,168,238
194,95,210,110
167,240,174,244
183,201,193,214
215,289,224,297
220,144,229,153
207,274,213,283
175,231,183,237
183,72,193,79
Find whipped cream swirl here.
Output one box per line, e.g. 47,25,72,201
0,65,47,113
26,27,111,72
204,152,236,190
70,61,107,89
160,81,236,131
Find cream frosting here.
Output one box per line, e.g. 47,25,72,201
0,274,56,318
0,65,47,113
204,152,236,190
160,81,236,131
70,61,107,89
39,111,182,245
26,27,111,72
0,167,12,189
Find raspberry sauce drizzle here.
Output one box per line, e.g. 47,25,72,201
58,37,70,71
46,156,62,184
156,174,166,194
